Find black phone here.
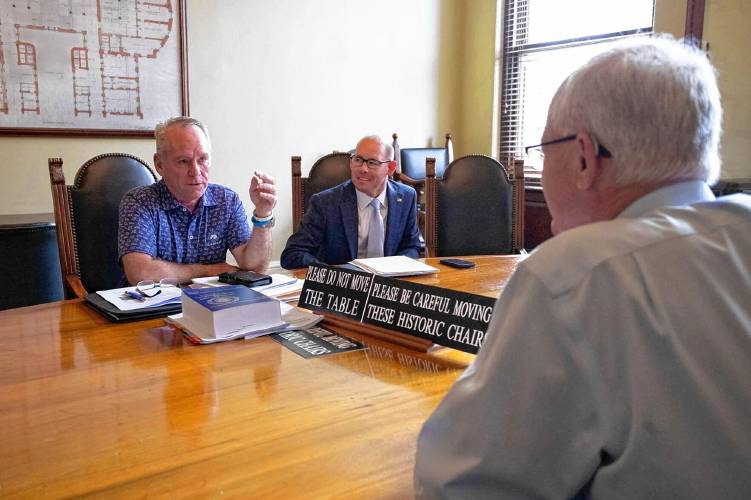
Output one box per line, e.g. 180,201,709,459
218,271,272,287
439,258,476,269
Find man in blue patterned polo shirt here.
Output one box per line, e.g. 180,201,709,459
118,116,277,285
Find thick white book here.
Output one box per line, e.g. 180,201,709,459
350,255,439,277
168,301,322,345
180,285,283,339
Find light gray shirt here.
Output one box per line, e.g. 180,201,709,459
415,181,751,499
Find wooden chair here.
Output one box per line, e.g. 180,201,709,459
291,152,352,232
48,153,157,298
424,155,524,257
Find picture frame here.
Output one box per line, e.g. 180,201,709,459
0,0,189,137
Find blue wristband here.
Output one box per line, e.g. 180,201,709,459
252,213,274,228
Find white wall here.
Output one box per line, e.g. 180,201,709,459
0,0,458,260
703,0,751,179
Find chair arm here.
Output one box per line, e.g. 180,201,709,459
394,172,424,189
65,274,88,299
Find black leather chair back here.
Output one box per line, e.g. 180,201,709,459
401,147,450,180
437,155,515,256
302,152,352,211
69,154,156,293
0,220,64,310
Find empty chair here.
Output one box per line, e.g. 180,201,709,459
392,132,453,184
48,153,158,297
291,152,352,232
424,155,524,257
392,133,454,253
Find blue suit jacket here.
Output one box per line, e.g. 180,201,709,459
281,180,421,269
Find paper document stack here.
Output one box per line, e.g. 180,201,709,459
350,255,439,277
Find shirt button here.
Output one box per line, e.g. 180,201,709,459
189,235,194,240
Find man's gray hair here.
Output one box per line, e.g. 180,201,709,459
549,35,722,186
154,116,211,155
358,135,395,160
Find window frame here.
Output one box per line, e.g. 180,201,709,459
496,0,654,180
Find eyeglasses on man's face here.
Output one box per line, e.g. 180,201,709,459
350,154,391,169
136,278,179,298
524,134,612,169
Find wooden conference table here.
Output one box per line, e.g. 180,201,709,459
0,255,521,499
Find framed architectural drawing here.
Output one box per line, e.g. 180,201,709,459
0,0,188,136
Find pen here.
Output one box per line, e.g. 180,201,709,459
125,290,146,302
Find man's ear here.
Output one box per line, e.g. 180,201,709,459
574,131,602,190
153,153,163,175
387,160,398,176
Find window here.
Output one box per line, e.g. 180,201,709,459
17,42,36,66
72,48,89,70
497,0,654,175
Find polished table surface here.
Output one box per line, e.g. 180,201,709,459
0,256,521,499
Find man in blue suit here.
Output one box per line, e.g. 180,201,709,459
281,135,421,269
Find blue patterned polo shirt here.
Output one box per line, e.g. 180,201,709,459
118,180,251,264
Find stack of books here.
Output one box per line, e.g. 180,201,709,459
171,285,284,343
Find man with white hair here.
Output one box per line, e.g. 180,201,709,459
414,36,751,499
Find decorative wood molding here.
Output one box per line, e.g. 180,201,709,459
48,158,82,298
291,156,303,232
424,157,438,258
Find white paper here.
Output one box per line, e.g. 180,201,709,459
97,285,182,311
350,256,439,277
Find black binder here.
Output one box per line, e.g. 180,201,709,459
85,292,182,323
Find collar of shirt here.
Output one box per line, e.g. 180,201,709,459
156,179,218,213
618,180,715,219
355,184,388,211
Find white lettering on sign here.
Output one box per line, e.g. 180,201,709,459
365,303,396,324
446,324,486,348
325,294,360,315
303,289,324,307
294,339,331,355
395,311,445,337
411,291,452,314
280,331,304,341
452,299,493,322
371,282,400,302
350,274,371,292
325,270,338,285
336,272,352,288
306,267,327,283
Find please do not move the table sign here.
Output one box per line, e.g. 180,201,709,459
299,263,496,354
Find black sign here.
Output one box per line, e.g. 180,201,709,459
270,326,366,358
299,263,496,354
299,265,373,320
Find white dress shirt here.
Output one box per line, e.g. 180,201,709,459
415,181,751,499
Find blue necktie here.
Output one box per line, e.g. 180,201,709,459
367,198,384,258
